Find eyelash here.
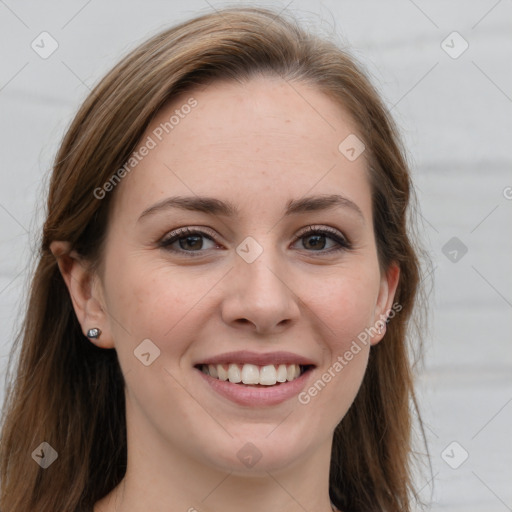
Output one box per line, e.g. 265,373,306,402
158,225,352,256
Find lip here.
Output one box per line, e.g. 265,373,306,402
196,366,314,406
195,350,316,367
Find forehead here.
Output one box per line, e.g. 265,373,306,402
110,76,371,223
161,76,358,159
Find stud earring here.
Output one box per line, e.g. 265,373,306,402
86,328,101,339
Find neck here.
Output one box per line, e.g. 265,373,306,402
96,419,336,512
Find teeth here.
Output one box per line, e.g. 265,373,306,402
217,365,228,381
259,365,277,385
276,364,287,382
228,363,242,383
201,363,304,385
241,364,260,384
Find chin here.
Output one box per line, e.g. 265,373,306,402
195,422,320,475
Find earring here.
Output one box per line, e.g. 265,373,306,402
86,328,101,339
377,322,387,335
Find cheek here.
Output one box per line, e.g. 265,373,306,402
297,271,377,419
310,267,380,352
103,253,217,357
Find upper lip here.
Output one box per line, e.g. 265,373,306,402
196,350,316,367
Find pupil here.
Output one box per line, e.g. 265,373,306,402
305,235,325,250
180,236,202,250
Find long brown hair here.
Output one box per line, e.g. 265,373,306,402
0,7,429,511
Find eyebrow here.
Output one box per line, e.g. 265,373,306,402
137,194,364,222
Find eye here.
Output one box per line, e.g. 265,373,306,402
292,225,351,253
159,227,219,255
158,224,351,257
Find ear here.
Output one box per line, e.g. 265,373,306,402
50,241,114,349
370,262,400,346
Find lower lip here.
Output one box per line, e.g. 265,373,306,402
196,368,313,406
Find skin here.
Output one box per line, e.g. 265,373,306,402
51,75,399,512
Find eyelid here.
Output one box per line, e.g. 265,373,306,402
160,225,219,244
295,224,347,241
293,224,351,249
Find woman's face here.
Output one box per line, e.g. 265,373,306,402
92,76,398,474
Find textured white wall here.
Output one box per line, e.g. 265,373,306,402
1,1,511,510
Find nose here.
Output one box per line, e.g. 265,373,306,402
220,248,300,335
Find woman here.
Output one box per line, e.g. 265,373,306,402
0,6,428,512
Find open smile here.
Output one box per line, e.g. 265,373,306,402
194,351,316,406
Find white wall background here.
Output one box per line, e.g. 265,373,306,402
1,1,511,510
